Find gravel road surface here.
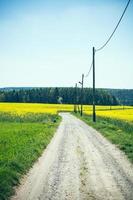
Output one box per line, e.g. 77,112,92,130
11,113,133,200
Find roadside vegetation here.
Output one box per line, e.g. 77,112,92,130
0,112,61,200
74,113,133,163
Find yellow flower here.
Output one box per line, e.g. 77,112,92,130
0,103,132,123
0,103,73,115
84,105,133,123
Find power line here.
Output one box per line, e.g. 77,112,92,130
96,0,131,52
85,60,93,78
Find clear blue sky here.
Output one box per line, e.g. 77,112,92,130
0,0,133,89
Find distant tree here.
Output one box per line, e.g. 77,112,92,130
58,97,63,104
0,93,5,102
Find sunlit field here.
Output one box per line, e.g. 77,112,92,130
0,103,73,114
0,112,61,199
83,106,133,123
0,103,133,122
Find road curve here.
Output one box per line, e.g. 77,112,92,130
11,113,133,200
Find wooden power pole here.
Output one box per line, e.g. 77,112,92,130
93,47,96,122
74,83,77,113
79,74,84,116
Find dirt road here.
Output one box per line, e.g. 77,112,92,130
11,113,133,200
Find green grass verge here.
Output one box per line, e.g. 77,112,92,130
0,112,61,200
74,113,133,163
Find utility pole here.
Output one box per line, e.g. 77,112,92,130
79,74,84,116
93,47,96,122
74,83,77,113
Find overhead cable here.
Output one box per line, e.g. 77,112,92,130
96,0,131,52
85,60,93,78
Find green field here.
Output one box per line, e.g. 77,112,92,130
0,112,61,200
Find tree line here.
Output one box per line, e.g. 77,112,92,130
102,89,133,106
0,87,119,105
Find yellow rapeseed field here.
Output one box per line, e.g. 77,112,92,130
0,103,132,122
96,109,133,122
0,103,73,115
84,106,133,123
